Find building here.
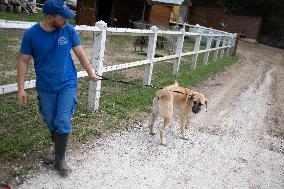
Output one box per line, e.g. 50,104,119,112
76,0,191,28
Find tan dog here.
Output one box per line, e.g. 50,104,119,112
149,82,208,145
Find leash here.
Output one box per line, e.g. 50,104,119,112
96,75,162,88
94,75,194,97
172,90,194,97
96,75,136,85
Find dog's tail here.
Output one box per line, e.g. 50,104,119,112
155,81,179,100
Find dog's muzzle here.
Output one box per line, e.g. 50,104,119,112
192,102,203,114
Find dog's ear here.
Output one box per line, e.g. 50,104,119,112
205,99,208,108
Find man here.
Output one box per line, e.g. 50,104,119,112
17,0,100,176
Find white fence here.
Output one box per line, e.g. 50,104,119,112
0,20,237,111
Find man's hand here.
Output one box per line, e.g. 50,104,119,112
90,74,101,82
17,55,30,107
73,46,102,82
17,89,27,107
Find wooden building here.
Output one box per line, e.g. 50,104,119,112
76,0,191,28
76,0,150,27
148,0,191,26
189,6,262,42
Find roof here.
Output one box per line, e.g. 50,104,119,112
147,0,191,6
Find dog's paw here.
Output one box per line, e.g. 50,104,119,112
160,142,167,146
149,131,156,135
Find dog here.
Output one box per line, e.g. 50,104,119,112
149,82,208,145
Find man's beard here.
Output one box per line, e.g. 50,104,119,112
51,20,67,29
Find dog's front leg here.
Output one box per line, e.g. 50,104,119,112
180,114,188,140
185,115,190,129
149,112,156,135
160,117,170,146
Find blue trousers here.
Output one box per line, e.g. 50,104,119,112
37,87,77,134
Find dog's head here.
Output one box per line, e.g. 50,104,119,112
189,92,208,114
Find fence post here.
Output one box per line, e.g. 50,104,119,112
225,36,229,56
203,35,212,65
87,21,107,111
173,28,185,76
226,35,232,56
191,34,201,70
213,36,221,61
143,26,158,86
220,36,226,58
232,34,238,55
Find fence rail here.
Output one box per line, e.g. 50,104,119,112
0,20,237,111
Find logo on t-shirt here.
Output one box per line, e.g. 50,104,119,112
58,36,68,46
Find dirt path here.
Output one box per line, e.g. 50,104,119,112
18,41,284,189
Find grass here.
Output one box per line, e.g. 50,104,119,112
0,11,43,23
0,10,75,25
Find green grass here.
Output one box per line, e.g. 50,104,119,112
0,10,75,24
0,11,43,22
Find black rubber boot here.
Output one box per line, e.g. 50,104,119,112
54,133,71,177
43,131,55,164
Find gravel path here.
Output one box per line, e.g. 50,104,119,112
18,41,284,189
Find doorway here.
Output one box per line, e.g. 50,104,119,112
96,0,113,26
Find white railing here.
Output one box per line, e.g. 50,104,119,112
0,20,237,111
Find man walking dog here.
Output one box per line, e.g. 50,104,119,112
17,0,100,176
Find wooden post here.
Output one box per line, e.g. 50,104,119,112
7,5,13,13
143,26,158,86
87,21,107,111
213,36,221,61
14,5,21,13
226,35,232,56
0,5,7,11
191,34,201,70
225,36,230,55
232,34,239,55
220,36,226,58
203,35,212,65
173,28,185,76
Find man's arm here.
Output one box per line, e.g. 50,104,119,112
72,45,100,81
17,54,31,106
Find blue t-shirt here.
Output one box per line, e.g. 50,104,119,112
20,23,81,91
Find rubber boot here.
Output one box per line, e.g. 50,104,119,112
43,131,55,164
54,133,71,177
